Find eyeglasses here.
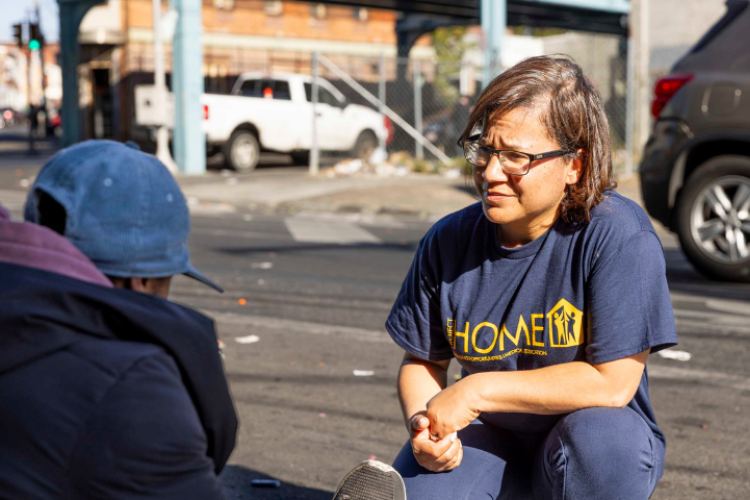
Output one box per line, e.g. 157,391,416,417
462,142,572,176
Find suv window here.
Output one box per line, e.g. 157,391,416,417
691,0,748,53
238,79,292,100
304,83,342,107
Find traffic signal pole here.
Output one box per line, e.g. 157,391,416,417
34,0,47,124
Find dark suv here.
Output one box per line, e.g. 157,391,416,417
640,0,750,282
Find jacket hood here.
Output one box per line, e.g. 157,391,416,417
0,262,237,473
0,203,111,287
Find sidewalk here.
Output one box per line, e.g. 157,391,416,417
179,168,645,221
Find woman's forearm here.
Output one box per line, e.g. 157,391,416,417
461,353,648,415
398,356,449,429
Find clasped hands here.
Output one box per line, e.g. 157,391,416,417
409,380,481,472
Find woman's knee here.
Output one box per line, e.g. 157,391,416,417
536,407,656,499
555,407,654,469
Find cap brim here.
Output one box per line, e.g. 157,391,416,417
184,264,225,293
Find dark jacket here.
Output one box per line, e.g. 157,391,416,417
0,206,237,499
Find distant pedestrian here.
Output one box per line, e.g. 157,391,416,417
0,140,237,499
384,56,678,500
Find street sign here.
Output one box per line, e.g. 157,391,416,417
134,85,175,128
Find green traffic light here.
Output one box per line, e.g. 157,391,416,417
29,39,40,51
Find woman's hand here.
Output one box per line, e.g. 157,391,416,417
408,412,463,472
425,379,481,440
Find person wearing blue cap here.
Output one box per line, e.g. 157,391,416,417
0,140,237,499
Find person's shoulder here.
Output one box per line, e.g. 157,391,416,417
584,191,659,247
582,191,663,271
589,191,655,235
67,337,172,380
424,202,484,245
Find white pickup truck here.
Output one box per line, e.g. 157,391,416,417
136,72,392,171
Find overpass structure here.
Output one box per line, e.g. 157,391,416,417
58,0,631,173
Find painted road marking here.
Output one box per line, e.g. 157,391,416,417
284,217,381,244
0,190,28,213
204,310,390,343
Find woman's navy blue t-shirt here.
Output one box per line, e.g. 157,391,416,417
386,191,678,439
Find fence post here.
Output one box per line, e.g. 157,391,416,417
310,51,320,176
414,60,423,159
378,52,386,151
624,35,636,178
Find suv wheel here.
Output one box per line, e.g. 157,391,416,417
676,155,750,282
225,130,260,172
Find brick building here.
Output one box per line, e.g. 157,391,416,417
0,43,61,113
76,0,435,141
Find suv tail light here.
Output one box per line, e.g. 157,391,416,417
203,104,209,120
384,115,394,145
652,74,694,118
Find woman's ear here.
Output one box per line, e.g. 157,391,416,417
565,149,585,185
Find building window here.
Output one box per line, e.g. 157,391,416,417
264,1,283,16
354,8,368,22
311,3,327,19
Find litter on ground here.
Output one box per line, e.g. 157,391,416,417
235,335,260,344
657,349,691,362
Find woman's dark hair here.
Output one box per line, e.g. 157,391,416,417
459,55,617,223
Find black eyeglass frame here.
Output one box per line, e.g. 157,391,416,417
460,141,573,176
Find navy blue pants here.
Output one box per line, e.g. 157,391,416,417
393,407,664,500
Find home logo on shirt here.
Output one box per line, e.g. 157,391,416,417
547,299,584,347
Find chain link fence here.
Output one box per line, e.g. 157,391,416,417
310,35,631,175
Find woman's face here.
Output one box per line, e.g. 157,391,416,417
472,106,582,229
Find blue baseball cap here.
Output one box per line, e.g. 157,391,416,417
24,140,224,292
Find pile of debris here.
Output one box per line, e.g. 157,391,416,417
328,149,467,179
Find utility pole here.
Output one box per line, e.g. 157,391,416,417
633,0,651,157
153,0,178,173
33,0,47,135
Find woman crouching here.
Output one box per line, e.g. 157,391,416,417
385,55,678,500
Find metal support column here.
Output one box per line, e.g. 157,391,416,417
57,0,105,147
171,0,205,174
481,0,506,87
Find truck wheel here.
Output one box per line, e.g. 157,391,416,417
225,130,260,172
675,155,750,282
353,131,377,161
290,151,310,165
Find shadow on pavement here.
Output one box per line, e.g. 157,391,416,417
219,465,331,500
663,248,750,302
216,242,419,255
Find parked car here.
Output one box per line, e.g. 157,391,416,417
640,0,750,282
136,72,393,171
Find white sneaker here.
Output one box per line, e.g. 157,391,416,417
332,460,406,500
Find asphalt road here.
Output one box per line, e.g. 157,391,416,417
1,130,749,499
